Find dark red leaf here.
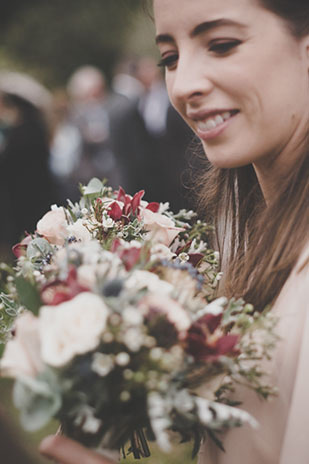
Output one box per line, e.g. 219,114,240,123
108,201,123,221
146,202,160,213
131,190,145,214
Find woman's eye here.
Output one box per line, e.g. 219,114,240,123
157,54,178,70
209,40,241,55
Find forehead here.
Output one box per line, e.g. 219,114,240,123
154,0,262,32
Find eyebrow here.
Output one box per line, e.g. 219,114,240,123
155,18,247,45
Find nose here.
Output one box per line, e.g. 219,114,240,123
168,52,214,107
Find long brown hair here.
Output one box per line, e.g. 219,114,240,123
197,150,309,310
196,0,309,310
195,1,309,310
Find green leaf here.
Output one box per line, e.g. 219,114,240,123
82,178,104,196
13,371,62,431
15,276,41,315
27,237,53,262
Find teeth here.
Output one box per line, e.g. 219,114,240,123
196,111,234,132
222,111,231,121
215,115,224,125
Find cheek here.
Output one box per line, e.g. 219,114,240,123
166,75,178,110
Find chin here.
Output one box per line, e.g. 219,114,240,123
204,150,251,169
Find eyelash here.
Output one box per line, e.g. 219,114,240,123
157,55,178,69
209,39,242,54
158,40,241,69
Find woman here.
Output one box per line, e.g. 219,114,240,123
40,0,309,462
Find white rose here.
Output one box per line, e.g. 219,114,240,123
0,312,43,378
39,292,109,367
67,219,92,242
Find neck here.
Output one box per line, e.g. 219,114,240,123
253,135,308,205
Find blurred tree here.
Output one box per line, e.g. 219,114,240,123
0,0,144,87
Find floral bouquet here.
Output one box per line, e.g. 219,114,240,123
0,179,277,458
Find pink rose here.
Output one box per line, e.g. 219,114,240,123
142,209,184,246
0,312,43,378
36,208,68,246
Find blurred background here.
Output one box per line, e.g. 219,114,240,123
0,1,199,462
0,0,199,262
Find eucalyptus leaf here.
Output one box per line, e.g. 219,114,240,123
15,276,41,315
27,237,53,262
82,178,104,196
13,373,62,431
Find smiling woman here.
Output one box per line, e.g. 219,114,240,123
38,0,309,463
153,0,309,463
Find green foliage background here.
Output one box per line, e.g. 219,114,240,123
0,0,156,87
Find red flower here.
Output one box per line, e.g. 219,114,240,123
108,187,159,221
146,202,160,213
185,313,239,362
118,247,142,271
12,234,32,258
108,201,123,221
41,266,88,305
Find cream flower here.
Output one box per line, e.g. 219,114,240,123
39,292,109,367
67,219,92,242
141,293,191,332
125,270,173,295
0,312,43,378
36,208,68,246
141,209,184,246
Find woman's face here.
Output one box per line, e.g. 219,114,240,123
154,0,309,169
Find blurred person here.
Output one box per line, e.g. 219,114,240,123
49,89,83,203
111,56,144,102
0,72,56,257
110,56,195,211
66,65,123,191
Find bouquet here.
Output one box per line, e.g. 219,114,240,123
0,178,277,458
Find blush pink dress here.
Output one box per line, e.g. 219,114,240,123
199,245,309,464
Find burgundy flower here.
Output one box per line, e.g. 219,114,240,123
188,253,204,268
12,234,32,258
185,313,239,362
146,202,160,213
108,201,123,221
118,247,142,271
41,266,88,305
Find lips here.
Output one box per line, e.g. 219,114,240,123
187,109,239,133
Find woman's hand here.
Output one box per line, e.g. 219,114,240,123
39,435,117,464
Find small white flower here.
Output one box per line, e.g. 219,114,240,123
122,306,143,326
123,327,144,352
115,352,130,366
102,212,114,229
195,297,228,319
178,252,189,262
92,352,114,376
158,202,170,214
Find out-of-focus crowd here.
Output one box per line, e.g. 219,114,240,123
0,57,197,260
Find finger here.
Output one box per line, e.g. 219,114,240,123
39,435,116,464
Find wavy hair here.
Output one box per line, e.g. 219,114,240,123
197,0,309,309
